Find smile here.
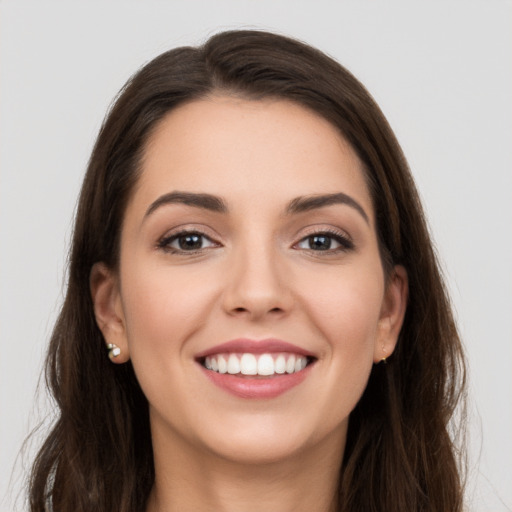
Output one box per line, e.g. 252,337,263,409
203,352,309,376
196,338,316,399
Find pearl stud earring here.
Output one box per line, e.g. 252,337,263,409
107,343,121,360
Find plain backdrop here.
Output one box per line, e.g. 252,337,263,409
1,2,511,511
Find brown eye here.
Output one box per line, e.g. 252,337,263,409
158,231,218,253
295,231,354,252
177,233,204,250
306,235,332,251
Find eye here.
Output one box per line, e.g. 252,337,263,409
295,231,354,252
157,231,219,253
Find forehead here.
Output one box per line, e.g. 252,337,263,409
134,96,373,218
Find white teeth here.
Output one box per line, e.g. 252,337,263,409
286,355,296,374
240,353,257,375
218,355,227,374
295,357,307,371
275,354,286,374
204,353,309,376
227,354,241,374
257,353,274,376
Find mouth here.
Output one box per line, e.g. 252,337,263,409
195,339,317,398
200,352,314,377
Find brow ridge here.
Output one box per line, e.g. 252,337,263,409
286,193,369,224
145,191,228,218
144,190,369,225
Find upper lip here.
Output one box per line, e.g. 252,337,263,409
195,338,316,359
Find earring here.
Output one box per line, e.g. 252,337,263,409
380,345,388,364
107,343,121,360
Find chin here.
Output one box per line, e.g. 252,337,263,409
204,430,309,465
196,413,347,466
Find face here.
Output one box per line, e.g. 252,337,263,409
92,96,407,466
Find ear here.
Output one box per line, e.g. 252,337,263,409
373,265,408,363
90,262,130,363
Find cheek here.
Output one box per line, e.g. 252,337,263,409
119,261,217,372
117,261,224,432
299,262,385,351
296,260,384,409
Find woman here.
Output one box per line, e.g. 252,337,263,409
29,30,466,511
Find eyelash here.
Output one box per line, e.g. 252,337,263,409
157,230,219,254
294,228,354,253
156,228,354,255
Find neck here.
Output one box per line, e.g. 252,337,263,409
146,424,345,512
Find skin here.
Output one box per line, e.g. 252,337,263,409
91,96,408,512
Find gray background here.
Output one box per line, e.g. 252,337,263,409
1,1,511,510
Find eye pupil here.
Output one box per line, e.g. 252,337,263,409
179,234,202,250
309,235,331,250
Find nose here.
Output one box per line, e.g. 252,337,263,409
221,240,293,321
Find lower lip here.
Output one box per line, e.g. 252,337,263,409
200,364,313,399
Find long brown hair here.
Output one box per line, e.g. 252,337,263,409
29,30,466,511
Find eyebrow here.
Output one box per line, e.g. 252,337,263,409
144,190,369,224
145,191,228,218
286,193,369,224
